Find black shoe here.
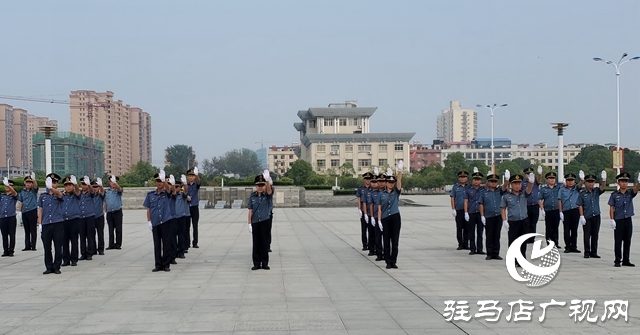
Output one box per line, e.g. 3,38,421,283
93,251,98,255
268,249,272,252
385,264,392,269
178,254,185,259
43,269,53,275
22,248,31,251
54,269,61,274
469,251,476,255
192,245,199,249
590,254,601,258
8,253,13,257
615,263,621,267
571,249,581,253
106,246,115,250
493,255,503,260
115,246,121,250
183,250,188,254
362,247,368,251
622,262,636,267
170,260,177,265
485,255,492,260
71,262,77,266
86,256,92,261
391,264,398,269
152,268,162,272
367,251,375,256
98,251,104,255
456,246,463,250
556,245,561,249
1,254,7,257
262,265,270,270
62,262,70,267
564,249,571,253
584,254,590,259
477,251,486,255
164,267,170,272
375,256,383,261
32,248,37,251
251,266,260,270
462,246,470,250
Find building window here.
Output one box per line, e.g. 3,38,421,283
345,145,353,152
331,159,340,167
317,159,326,168
331,145,340,152
378,159,387,167
317,145,326,152
289,155,293,159
358,159,371,168
394,144,404,151
309,120,316,128
358,145,372,152
345,159,353,166
349,118,361,126
339,119,347,126
378,145,387,152
324,119,334,126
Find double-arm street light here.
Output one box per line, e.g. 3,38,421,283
593,53,640,175
476,104,508,174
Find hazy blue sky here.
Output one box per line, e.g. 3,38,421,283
1,0,639,167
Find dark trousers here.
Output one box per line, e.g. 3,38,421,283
367,217,376,252
467,212,484,253
22,209,38,250
526,205,540,243
360,214,368,248
94,215,105,253
42,222,64,271
78,216,96,258
152,222,172,270
375,218,383,257
614,217,633,265
168,218,178,261
107,209,123,248
544,209,560,248
177,216,188,255
62,218,80,263
563,208,580,250
189,206,199,247
455,209,469,249
485,215,502,257
583,215,601,256
268,213,273,249
252,218,271,267
382,213,401,265
0,216,17,255
508,218,529,261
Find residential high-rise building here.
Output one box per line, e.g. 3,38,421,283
436,100,477,142
33,132,105,177
69,90,151,176
27,115,58,171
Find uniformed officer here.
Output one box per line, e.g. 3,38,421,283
61,175,81,267
186,167,201,249
38,174,64,274
78,176,96,261
357,171,373,251
17,173,38,251
538,172,563,248
368,171,384,261
363,170,377,256
522,166,543,243
91,178,106,255
501,172,534,266
377,162,403,269
577,172,606,258
450,170,470,250
165,175,179,265
558,172,584,253
174,175,190,259
608,172,640,267
143,171,173,272
247,171,273,270
478,173,508,260
464,170,485,255
0,178,18,257
105,175,123,250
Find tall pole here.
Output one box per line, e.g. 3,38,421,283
552,123,569,182
6,158,10,179
40,126,57,175
477,104,508,174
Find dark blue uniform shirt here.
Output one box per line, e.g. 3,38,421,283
539,183,563,211
608,189,637,220
0,193,18,218
577,187,604,219
105,188,123,212
522,179,540,206
248,191,273,223
175,192,190,218
62,192,81,220
378,188,400,219
367,189,381,219
501,191,530,221
17,187,39,212
143,190,172,226
558,184,581,211
450,183,468,211
93,193,105,217
187,182,200,207
79,191,95,218
464,185,485,214
479,187,505,218
38,191,64,224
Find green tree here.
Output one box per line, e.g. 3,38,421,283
339,162,356,176
339,176,361,189
496,161,522,177
564,160,590,177
284,160,315,185
511,158,531,171
208,148,262,177
442,152,468,184
165,144,197,173
425,171,446,189
467,160,490,175
121,161,159,186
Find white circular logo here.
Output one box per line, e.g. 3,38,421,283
506,233,561,287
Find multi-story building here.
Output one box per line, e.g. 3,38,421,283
0,104,15,176
27,115,58,172
69,90,151,176
33,132,105,178
409,141,442,171
255,147,268,170
436,100,477,142
293,101,414,175
268,144,299,175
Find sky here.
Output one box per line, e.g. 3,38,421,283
1,0,639,167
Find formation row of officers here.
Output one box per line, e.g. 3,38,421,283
450,167,639,267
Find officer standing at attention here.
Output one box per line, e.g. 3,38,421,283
38,174,64,274
165,174,179,265
377,161,403,269
464,168,485,255
78,176,96,261
144,170,173,272
538,172,563,249
501,171,534,265
478,173,508,260
17,173,38,251
61,175,81,267
558,172,584,254
91,178,106,255
363,170,376,256
608,172,640,267
367,169,384,262
577,171,606,259
186,167,201,249
105,175,123,250
1,178,18,257
247,171,273,270
522,166,543,242
450,170,470,250
357,172,373,251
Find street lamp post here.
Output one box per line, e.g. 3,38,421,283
476,104,508,174
6,158,10,179
551,123,569,182
593,53,640,175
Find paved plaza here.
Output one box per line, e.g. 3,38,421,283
0,195,638,334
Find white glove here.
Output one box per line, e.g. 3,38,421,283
374,166,379,175
262,169,270,182
473,167,478,173
464,213,470,221
378,221,383,231
181,174,187,184
110,175,116,184
83,176,90,185
579,170,585,180
611,219,616,229
31,172,36,180
359,209,362,218
481,216,486,225
159,170,166,181
169,175,175,185
504,169,510,180
370,219,375,227
70,175,77,185
528,173,535,183
386,167,393,176
247,224,253,234
637,172,640,183
452,210,457,217
45,177,53,189
16,211,21,224
540,209,545,218
193,166,199,176
502,220,509,230
96,177,103,186
579,216,586,225
601,170,607,182
2,177,8,186
537,165,543,175
559,212,564,221
364,214,369,223
148,221,153,231
38,224,42,234
396,160,404,171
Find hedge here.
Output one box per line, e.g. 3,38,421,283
225,180,294,186
301,185,333,190
333,189,357,195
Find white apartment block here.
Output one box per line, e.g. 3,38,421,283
436,100,477,142
268,144,299,175
293,101,414,175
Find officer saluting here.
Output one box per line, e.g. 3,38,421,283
186,168,201,249
61,175,81,267
17,173,38,251
1,178,18,257
522,166,543,242
247,171,273,270
608,172,640,267
538,172,563,248
577,172,606,259
143,170,173,272
464,169,485,255
105,175,123,250
558,172,584,254
501,171,534,266
478,173,508,260
450,170,470,250
38,174,64,274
